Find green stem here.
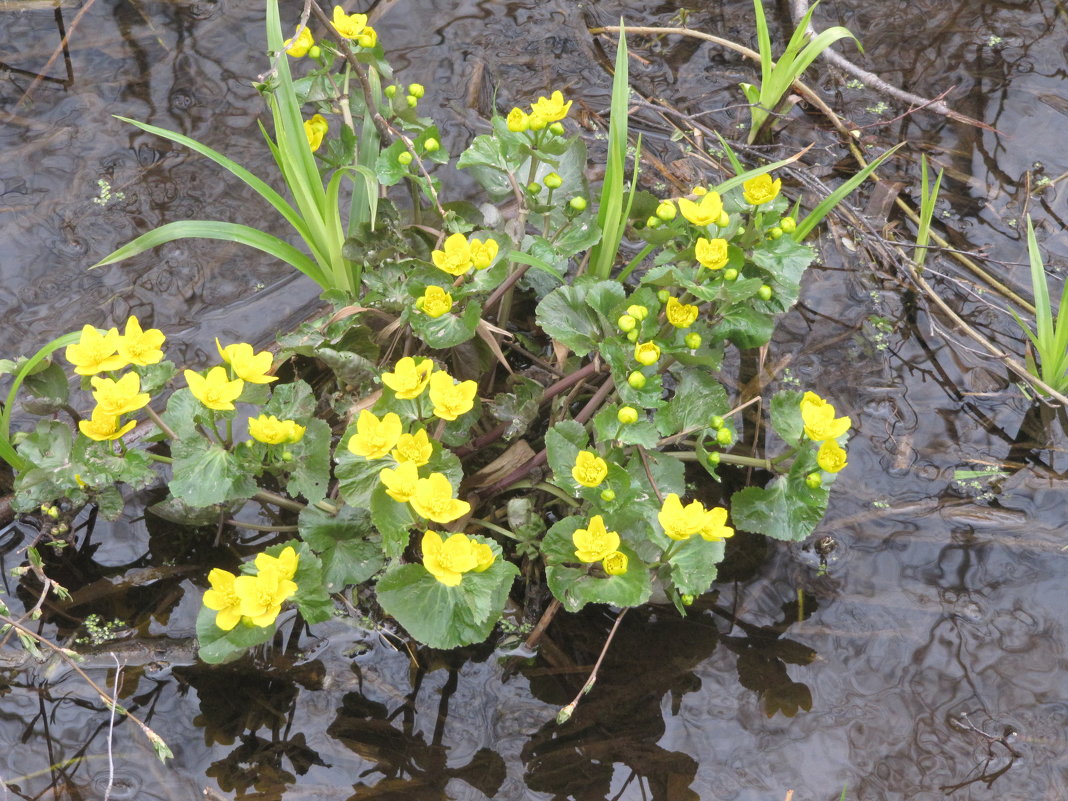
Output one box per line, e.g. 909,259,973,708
617,241,657,283
666,450,773,470
508,480,580,508
470,518,517,539
146,453,174,464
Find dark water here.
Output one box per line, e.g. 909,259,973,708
2,0,1068,798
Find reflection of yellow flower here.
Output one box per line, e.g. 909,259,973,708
665,297,698,328
698,506,734,542
284,26,315,57
658,493,707,541
65,324,125,376
381,356,434,399
117,316,165,366
507,108,529,132
255,546,299,580
392,428,433,466
409,472,470,523
185,366,244,411
422,531,494,586
800,391,851,441
678,191,723,226
418,285,453,318
695,237,729,270
571,451,608,488
203,568,244,631
379,460,420,502
602,550,628,575
431,232,473,276
216,340,277,383
235,570,297,627
743,173,782,205
78,408,136,441
634,341,660,366
817,439,848,473
249,414,305,444
428,371,477,421
530,90,572,122
90,372,150,417
332,6,367,38
304,114,328,152
347,410,403,460
572,515,620,563
469,237,498,270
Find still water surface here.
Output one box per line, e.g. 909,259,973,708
1,0,1067,798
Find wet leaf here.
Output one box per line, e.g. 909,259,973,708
299,505,384,590
170,437,257,508
542,516,651,612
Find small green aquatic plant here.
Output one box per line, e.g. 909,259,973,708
741,0,860,143
913,154,944,271
1011,217,1068,393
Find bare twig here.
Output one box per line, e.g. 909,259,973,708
523,598,562,651
556,608,628,723
103,654,122,801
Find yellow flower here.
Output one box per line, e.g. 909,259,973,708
409,472,471,524
817,439,848,473
347,409,403,460
284,26,315,57
431,232,473,276
304,113,328,152
527,112,547,131
422,531,493,586
254,546,299,581
529,90,572,122
379,460,420,502
356,25,377,48
428,371,478,421
90,372,150,417
78,408,137,441
234,570,297,627
695,237,729,270
507,107,529,132
65,324,125,376
678,191,723,226
381,356,434,399
602,550,628,576
117,315,165,366
419,285,453,318
571,450,608,488
185,366,244,411
249,414,305,445
634,341,660,366
392,428,433,466
743,173,782,205
216,340,277,384
658,493,707,541
800,391,851,441
698,506,734,542
469,237,498,269
572,515,620,563
332,6,367,38
203,568,244,631
665,297,698,328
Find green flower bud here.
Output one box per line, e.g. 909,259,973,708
716,427,733,446
627,370,646,389
758,284,773,301
723,268,739,282
626,329,639,342
408,83,425,99
617,406,639,424
646,215,660,229
544,172,563,189
627,304,649,321
569,196,587,211
549,122,566,136
527,181,542,195
423,137,440,153
806,472,823,489
281,450,294,462
600,488,616,502
684,332,702,349
707,451,721,466
308,44,321,59
46,505,60,519
655,201,676,221
656,290,670,304
384,85,398,98
717,211,730,228
617,314,637,332
769,226,783,240
397,151,413,165
780,216,796,233
406,94,418,107
681,593,695,606
710,415,724,430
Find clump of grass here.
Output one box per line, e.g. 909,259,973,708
1011,217,1068,394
